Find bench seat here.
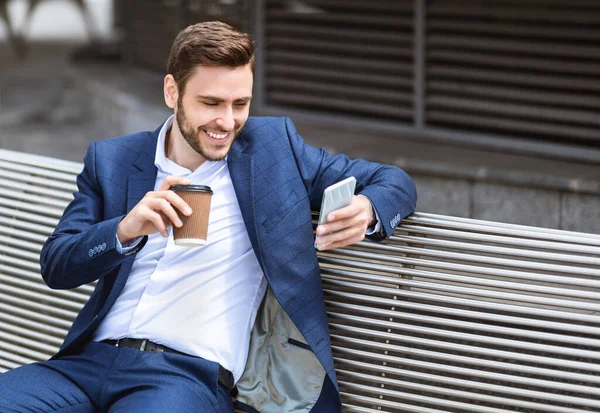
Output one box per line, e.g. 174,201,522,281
1,148,599,413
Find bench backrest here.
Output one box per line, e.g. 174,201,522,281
1,148,599,413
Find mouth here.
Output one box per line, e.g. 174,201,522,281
203,129,230,142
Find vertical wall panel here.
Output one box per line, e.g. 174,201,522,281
426,0,600,147
264,0,414,123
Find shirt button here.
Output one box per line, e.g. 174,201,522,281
160,264,167,271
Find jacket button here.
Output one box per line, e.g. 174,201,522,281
101,242,107,250
88,249,94,257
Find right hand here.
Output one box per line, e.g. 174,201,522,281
117,176,193,243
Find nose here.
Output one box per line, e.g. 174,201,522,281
216,106,235,131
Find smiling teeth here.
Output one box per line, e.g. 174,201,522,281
205,130,228,139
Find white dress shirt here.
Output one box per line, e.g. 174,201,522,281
93,116,267,382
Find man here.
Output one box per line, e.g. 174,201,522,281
0,22,416,412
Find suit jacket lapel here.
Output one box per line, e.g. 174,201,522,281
127,131,160,212
112,129,160,285
228,135,264,271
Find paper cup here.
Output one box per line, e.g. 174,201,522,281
171,184,213,247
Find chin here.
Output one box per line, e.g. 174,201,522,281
202,146,231,162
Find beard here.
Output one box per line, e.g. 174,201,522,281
175,97,242,162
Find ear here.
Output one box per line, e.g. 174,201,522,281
164,75,178,109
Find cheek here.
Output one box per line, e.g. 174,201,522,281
235,110,250,126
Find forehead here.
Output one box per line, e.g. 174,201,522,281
183,65,253,99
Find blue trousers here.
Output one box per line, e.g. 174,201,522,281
0,341,235,412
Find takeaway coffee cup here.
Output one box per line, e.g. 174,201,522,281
171,184,213,247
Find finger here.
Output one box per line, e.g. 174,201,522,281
146,198,183,228
147,190,192,216
158,175,191,191
318,208,371,235
162,191,193,216
145,209,169,237
326,200,362,223
320,232,365,251
316,216,355,236
315,225,364,247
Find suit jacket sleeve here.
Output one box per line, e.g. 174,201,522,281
285,118,417,240
40,142,131,290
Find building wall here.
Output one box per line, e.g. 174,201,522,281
119,0,600,163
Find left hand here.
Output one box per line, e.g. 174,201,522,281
315,195,375,251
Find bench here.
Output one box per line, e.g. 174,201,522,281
1,147,599,413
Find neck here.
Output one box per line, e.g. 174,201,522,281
165,122,206,171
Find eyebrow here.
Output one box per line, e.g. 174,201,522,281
197,95,253,103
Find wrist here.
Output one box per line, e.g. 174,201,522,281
357,194,376,227
116,217,135,244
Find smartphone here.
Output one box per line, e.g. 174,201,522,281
315,176,356,249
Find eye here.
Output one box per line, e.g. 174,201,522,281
234,102,249,107
204,102,218,107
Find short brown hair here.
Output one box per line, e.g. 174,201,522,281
167,21,255,94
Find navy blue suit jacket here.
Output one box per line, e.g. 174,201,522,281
40,117,417,411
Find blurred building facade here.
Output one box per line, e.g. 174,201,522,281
109,0,600,233
118,0,599,162
1,0,598,232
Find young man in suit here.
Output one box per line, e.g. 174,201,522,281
0,21,416,412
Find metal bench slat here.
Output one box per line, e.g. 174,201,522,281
340,405,382,413
324,289,600,336
0,197,64,219
323,263,600,301
326,300,600,348
343,242,600,277
0,186,71,209
0,284,81,319
340,391,448,413
338,369,591,413
333,347,600,397
330,326,600,377
403,214,600,246
0,302,73,330
1,265,96,296
411,212,600,241
0,311,72,339
0,149,82,175
329,316,600,367
395,226,600,255
341,380,554,413
335,358,594,409
2,275,91,304
324,278,600,323
0,160,79,185
0,255,41,273
0,336,55,362
0,235,44,254
322,252,600,289
391,234,600,266
1,322,63,348
0,351,34,372
0,245,44,264
0,283,87,313
0,169,77,195
0,206,60,228
323,270,600,312
322,253,600,289
0,226,50,244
